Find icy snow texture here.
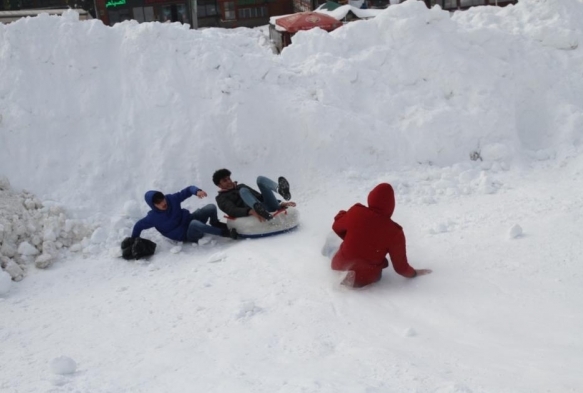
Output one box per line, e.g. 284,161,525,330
0,179,92,279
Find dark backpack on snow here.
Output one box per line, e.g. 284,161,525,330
121,237,157,260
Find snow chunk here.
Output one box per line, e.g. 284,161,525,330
477,173,497,194
18,241,39,256
122,200,143,219
49,356,77,375
198,237,212,246
1,257,24,281
458,169,480,184
70,243,83,252
35,254,55,269
481,143,511,162
403,327,417,337
508,224,523,239
0,270,12,296
208,252,227,263
1,242,17,258
0,182,92,280
109,246,122,258
235,301,263,320
90,228,107,244
148,264,159,272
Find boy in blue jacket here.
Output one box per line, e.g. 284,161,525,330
131,185,237,243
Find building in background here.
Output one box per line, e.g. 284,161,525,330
94,0,220,27
93,0,293,28
425,0,517,10
2,0,520,28
0,8,91,23
0,0,95,16
216,0,292,28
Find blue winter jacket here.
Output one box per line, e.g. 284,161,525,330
131,186,201,241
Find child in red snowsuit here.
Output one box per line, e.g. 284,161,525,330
331,183,431,288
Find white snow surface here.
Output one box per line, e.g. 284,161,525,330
1,1,583,392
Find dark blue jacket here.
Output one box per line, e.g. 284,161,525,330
131,186,201,241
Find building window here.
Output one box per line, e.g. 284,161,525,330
133,7,145,22
206,3,218,16
224,1,235,19
198,4,207,17
176,4,188,22
460,0,486,6
237,6,266,18
443,0,457,8
108,8,131,24
198,0,218,17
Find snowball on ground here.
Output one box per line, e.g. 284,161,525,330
49,356,77,375
508,224,523,239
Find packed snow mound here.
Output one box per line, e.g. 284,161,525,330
453,0,583,50
0,177,93,280
1,0,583,216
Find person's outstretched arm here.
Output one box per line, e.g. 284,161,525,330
131,217,154,238
172,186,202,203
386,229,417,278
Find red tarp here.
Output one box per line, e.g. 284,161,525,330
275,12,343,34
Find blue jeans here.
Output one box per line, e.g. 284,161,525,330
240,176,280,212
186,204,222,242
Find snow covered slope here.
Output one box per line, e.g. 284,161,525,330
1,1,582,392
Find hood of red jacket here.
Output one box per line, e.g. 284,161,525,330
367,183,395,217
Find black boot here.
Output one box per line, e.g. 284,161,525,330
277,176,291,201
221,227,239,239
253,202,273,220
211,221,228,230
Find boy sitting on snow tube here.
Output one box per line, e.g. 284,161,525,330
212,169,297,236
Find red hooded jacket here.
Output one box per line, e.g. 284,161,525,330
331,183,416,287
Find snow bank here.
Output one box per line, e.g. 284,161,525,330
1,2,583,217
0,177,92,280
453,0,583,50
